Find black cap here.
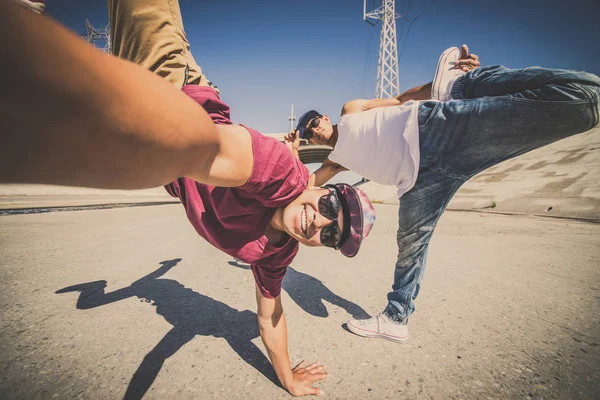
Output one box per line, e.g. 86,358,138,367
296,110,321,139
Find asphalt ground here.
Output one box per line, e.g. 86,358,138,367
0,204,598,399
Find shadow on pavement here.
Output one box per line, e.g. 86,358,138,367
56,259,280,400
229,260,369,319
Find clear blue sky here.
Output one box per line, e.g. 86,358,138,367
48,0,600,133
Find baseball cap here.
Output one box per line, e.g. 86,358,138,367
296,110,321,139
329,183,376,258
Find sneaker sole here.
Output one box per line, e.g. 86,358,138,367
431,47,459,100
346,321,408,343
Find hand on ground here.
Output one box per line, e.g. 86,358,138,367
286,360,328,397
455,44,480,72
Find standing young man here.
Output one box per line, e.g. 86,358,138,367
292,45,600,342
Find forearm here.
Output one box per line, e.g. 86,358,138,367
308,174,317,187
312,171,332,187
312,163,344,187
395,82,433,103
258,312,294,389
0,2,223,189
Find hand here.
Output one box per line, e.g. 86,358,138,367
284,129,301,151
285,361,328,397
455,44,480,72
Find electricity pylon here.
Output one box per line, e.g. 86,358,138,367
364,0,401,98
82,19,111,54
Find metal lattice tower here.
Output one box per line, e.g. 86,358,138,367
364,0,401,98
82,19,111,54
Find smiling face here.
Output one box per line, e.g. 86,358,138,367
305,115,334,145
279,187,345,248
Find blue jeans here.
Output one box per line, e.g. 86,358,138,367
384,65,600,324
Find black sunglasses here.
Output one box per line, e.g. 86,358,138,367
318,188,343,249
304,115,322,140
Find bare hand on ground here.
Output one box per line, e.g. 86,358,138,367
455,44,480,72
284,129,301,151
286,360,328,397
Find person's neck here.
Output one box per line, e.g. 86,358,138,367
327,125,339,147
265,208,287,245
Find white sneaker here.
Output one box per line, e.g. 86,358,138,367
431,47,464,101
13,0,46,14
346,313,408,343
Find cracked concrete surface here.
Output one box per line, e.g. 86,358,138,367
1,204,598,399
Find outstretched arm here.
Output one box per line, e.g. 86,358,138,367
309,158,347,187
283,132,346,187
255,285,327,396
0,2,251,189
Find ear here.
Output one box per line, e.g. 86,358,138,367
323,114,330,122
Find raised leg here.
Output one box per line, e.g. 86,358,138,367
107,0,211,87
423,67,599,178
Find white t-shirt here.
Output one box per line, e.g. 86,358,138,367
328,100,421,197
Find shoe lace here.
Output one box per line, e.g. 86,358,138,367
355,314,385,327
353,317,370,326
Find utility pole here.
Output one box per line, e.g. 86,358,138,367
364,0,401,98
288,104,296,132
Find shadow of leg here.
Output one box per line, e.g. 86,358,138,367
283,267,370,319
55,280,111,308
225,337,282,389
324,293,371,319
223,310,282,389
123,327,195,400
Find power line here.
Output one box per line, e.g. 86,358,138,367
410,0,438,23
401,0,412,19
396,0,412,63
398,0,438,63
362,25,376,98
397,22,413,62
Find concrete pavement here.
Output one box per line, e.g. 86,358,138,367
0,185,174,210
1,204,598,399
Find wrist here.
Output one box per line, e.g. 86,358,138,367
280,368,295,388
282,379,297,395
